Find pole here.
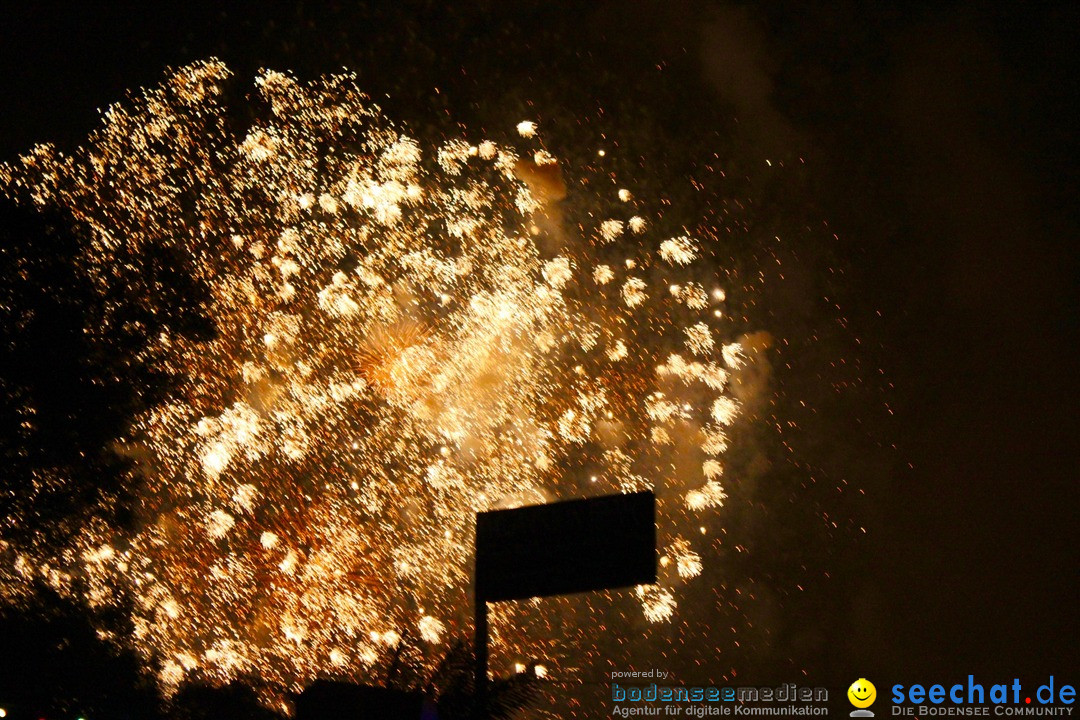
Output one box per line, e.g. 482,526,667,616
474,598,488,719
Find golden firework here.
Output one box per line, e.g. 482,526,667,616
0,61,753,709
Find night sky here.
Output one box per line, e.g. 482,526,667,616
1,2,1076,718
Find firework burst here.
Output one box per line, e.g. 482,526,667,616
0,61,758,710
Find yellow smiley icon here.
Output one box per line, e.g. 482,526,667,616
848,679,877,708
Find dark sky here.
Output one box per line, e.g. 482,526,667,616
0,1,1076,716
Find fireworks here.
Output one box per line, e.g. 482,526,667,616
0,61,755,708
659,236,699,266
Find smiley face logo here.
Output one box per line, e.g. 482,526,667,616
848,678,877,709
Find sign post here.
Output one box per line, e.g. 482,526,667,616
473,491,657,718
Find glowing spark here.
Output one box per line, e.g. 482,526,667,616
593,265,615,285
636,586,677,623
660,236,699,265
622,278,648,307
722,342,746,368
418,615,445,643
669,538,703,579
542,257,573,289
599,219,624,241
533,149,557,166
206,511,236,540
686,481,728,510
680,282,709,310
685,323,715,355
711,397,740,426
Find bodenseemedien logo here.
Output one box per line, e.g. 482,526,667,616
849,678,877,717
